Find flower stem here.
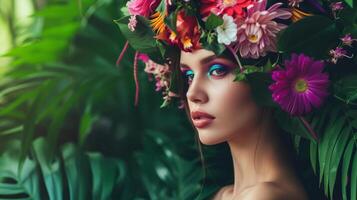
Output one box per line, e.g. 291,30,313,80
226,45,244,72
134,51,140,106
116,41,129,67
298,116,318,142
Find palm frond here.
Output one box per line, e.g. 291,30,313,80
0,137,125,199
135,130,205,200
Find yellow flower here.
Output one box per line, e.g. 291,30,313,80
150,12,166,34
169,31,177,41
181,36,193,50
291,8,313,22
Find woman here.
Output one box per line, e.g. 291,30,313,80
180,49,307,200
117,0,356,199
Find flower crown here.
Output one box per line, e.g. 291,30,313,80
115,0,357,139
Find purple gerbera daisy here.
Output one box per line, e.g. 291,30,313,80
269,53,329,116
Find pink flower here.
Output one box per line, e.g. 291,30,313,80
138,53,171,92
200,0,254,18
330,1,344,11
330,1,344,18
341,33,357,46
269,54,329,116
234,0,291,59
127,0,161,17
128,15,138,31
329,47,353,64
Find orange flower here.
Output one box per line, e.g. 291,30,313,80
150,12,166,34
291,7,313,22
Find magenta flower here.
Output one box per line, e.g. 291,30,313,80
269,53,329,116
138,53,150,63
234,0,291,59
127,0,161,17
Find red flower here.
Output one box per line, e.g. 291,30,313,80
200,0,254,18
156,10,201,52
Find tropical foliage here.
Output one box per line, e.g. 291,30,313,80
0,0,355,200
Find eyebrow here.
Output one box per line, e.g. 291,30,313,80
180,55,217,70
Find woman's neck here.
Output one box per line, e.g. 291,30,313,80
226,121,294,196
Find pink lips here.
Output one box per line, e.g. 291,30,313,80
191,111,215,128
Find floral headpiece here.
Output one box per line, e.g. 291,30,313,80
115,0,357,140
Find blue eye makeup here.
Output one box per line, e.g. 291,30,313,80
184,70,194,83
181,63,230,84
207,64,229,78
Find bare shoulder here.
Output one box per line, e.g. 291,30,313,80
243,182,307,200
211,185,233,200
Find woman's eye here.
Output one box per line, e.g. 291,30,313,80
184,70,194,84
208,64,228,78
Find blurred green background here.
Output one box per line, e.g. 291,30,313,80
0,0,354,200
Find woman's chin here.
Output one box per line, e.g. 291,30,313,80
198,134,225,145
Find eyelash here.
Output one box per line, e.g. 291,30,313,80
183,64,229,84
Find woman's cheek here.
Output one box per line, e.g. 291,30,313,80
220,82,259,132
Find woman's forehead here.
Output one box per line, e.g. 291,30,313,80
180,49,215,66
180,49,236,69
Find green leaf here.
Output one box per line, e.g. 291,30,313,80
0,82,42,100
319,116,345,194
46,90,79,159
334,75,357,104
114,16,159,54
245,72,275,107
135,131,203,200
205,13,223,30
327,124,351,198
310,142,318,173
89,153,124,199
278,16,340,59
263,58,279,73
344,0,354,8
79,102,97,145
201,34,226,56
0,138,124,199
164,11,178,33
275,111,315,140
351,149,357,200
166,46,181,95
234,73,247,81
244,65,263,73
341,139,354,200
0,91,36,117
32,138,64,199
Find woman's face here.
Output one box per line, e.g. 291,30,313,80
180,49,262,145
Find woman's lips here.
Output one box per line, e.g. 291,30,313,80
191,111,215,128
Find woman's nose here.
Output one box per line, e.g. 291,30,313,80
186,76,208,104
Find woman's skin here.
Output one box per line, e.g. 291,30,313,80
180,49,308,200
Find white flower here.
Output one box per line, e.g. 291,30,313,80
216,14,238,45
